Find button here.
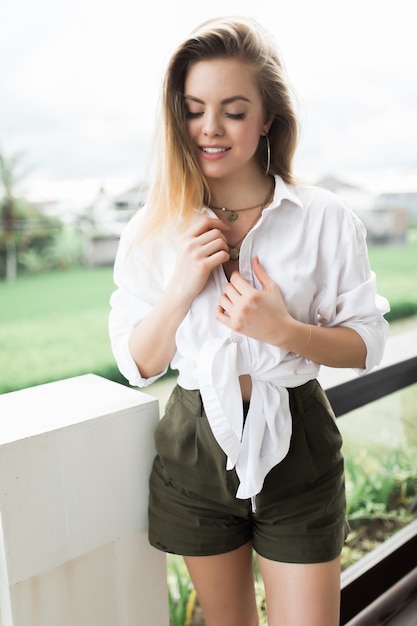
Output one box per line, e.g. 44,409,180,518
231,333,243,344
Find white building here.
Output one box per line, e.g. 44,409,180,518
317,178,408,244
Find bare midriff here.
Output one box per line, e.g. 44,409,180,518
239,374,252,403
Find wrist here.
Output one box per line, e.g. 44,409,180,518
293,322,312,357
165,280,194,310
279,318,312,356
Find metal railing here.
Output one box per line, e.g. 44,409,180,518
325,350,417,624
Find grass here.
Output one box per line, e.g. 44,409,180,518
0,267,123,394
0,266,113,323
368,232,417,317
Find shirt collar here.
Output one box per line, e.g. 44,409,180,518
267,175,304,211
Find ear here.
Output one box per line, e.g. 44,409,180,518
263,112,274,135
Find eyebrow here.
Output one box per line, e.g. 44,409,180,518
184,95,252,105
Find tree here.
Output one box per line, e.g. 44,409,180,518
0,150,31,281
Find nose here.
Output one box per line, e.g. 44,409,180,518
203,112,223,137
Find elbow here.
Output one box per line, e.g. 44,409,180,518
353,321,388,374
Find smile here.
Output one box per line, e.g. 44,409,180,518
200,147,230,154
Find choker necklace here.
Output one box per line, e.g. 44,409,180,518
209,178,274,222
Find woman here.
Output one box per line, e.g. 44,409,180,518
109,16,389,626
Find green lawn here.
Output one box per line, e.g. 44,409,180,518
368,233,417,310
0,235,416,394
0,267,122,394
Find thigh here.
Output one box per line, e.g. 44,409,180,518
184,542,259,626
257,554,341,626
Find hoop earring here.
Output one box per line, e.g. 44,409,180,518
264,133,271,177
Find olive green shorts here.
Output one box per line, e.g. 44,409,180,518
148,379,349,563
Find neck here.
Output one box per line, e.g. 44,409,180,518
207,172,274,210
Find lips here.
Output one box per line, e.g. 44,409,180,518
198,146,231,163
200,146,230,154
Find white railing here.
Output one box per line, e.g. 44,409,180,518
0,374,168,626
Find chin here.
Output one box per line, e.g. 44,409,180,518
201,164,236,180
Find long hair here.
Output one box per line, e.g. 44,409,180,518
140,16,299,241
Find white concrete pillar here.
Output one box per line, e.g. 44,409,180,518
0,374,168,626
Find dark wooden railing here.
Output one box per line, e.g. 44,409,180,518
327,356,417,418
323,350,417,625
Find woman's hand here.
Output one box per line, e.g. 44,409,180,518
168,216,230,303
216,256,295,347
217,256,367,368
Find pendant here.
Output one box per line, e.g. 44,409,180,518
229,247,239,260
221,207,238,222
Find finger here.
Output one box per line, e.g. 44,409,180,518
209,240,230,257
252,256,273,290
228,270,253,296
222,281,241,303
198,227,229,248
192,216,231,236
216,304,231,325
218,293,231,312
183,225,229,261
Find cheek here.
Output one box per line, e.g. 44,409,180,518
185,121,194,139
185,120,198,138
238,125,261,154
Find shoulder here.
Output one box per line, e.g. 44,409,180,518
120,206,148,240
276,176,352,218
295,182,363,224
116,205,180,276
286,182,367,248
293,183,347,212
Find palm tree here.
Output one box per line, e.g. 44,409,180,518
0,150,30,281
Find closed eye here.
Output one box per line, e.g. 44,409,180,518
186,111,246,120
226,113,246,120
186,111,204,119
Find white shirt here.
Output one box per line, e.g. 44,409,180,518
109,176,389,501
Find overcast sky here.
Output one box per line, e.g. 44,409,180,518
1,0,416,205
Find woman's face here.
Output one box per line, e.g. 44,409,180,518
184,58,269,182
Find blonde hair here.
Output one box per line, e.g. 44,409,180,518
140,16,299,241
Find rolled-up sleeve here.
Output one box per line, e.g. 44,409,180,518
109,213,168,387
314,202,390,374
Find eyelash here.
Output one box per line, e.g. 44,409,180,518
185,111,246,120
227,113,246,120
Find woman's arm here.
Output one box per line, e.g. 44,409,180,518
127,216,230,379
127,286,192,379
278,319,366,369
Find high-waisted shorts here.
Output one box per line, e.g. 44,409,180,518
148,379,349,563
